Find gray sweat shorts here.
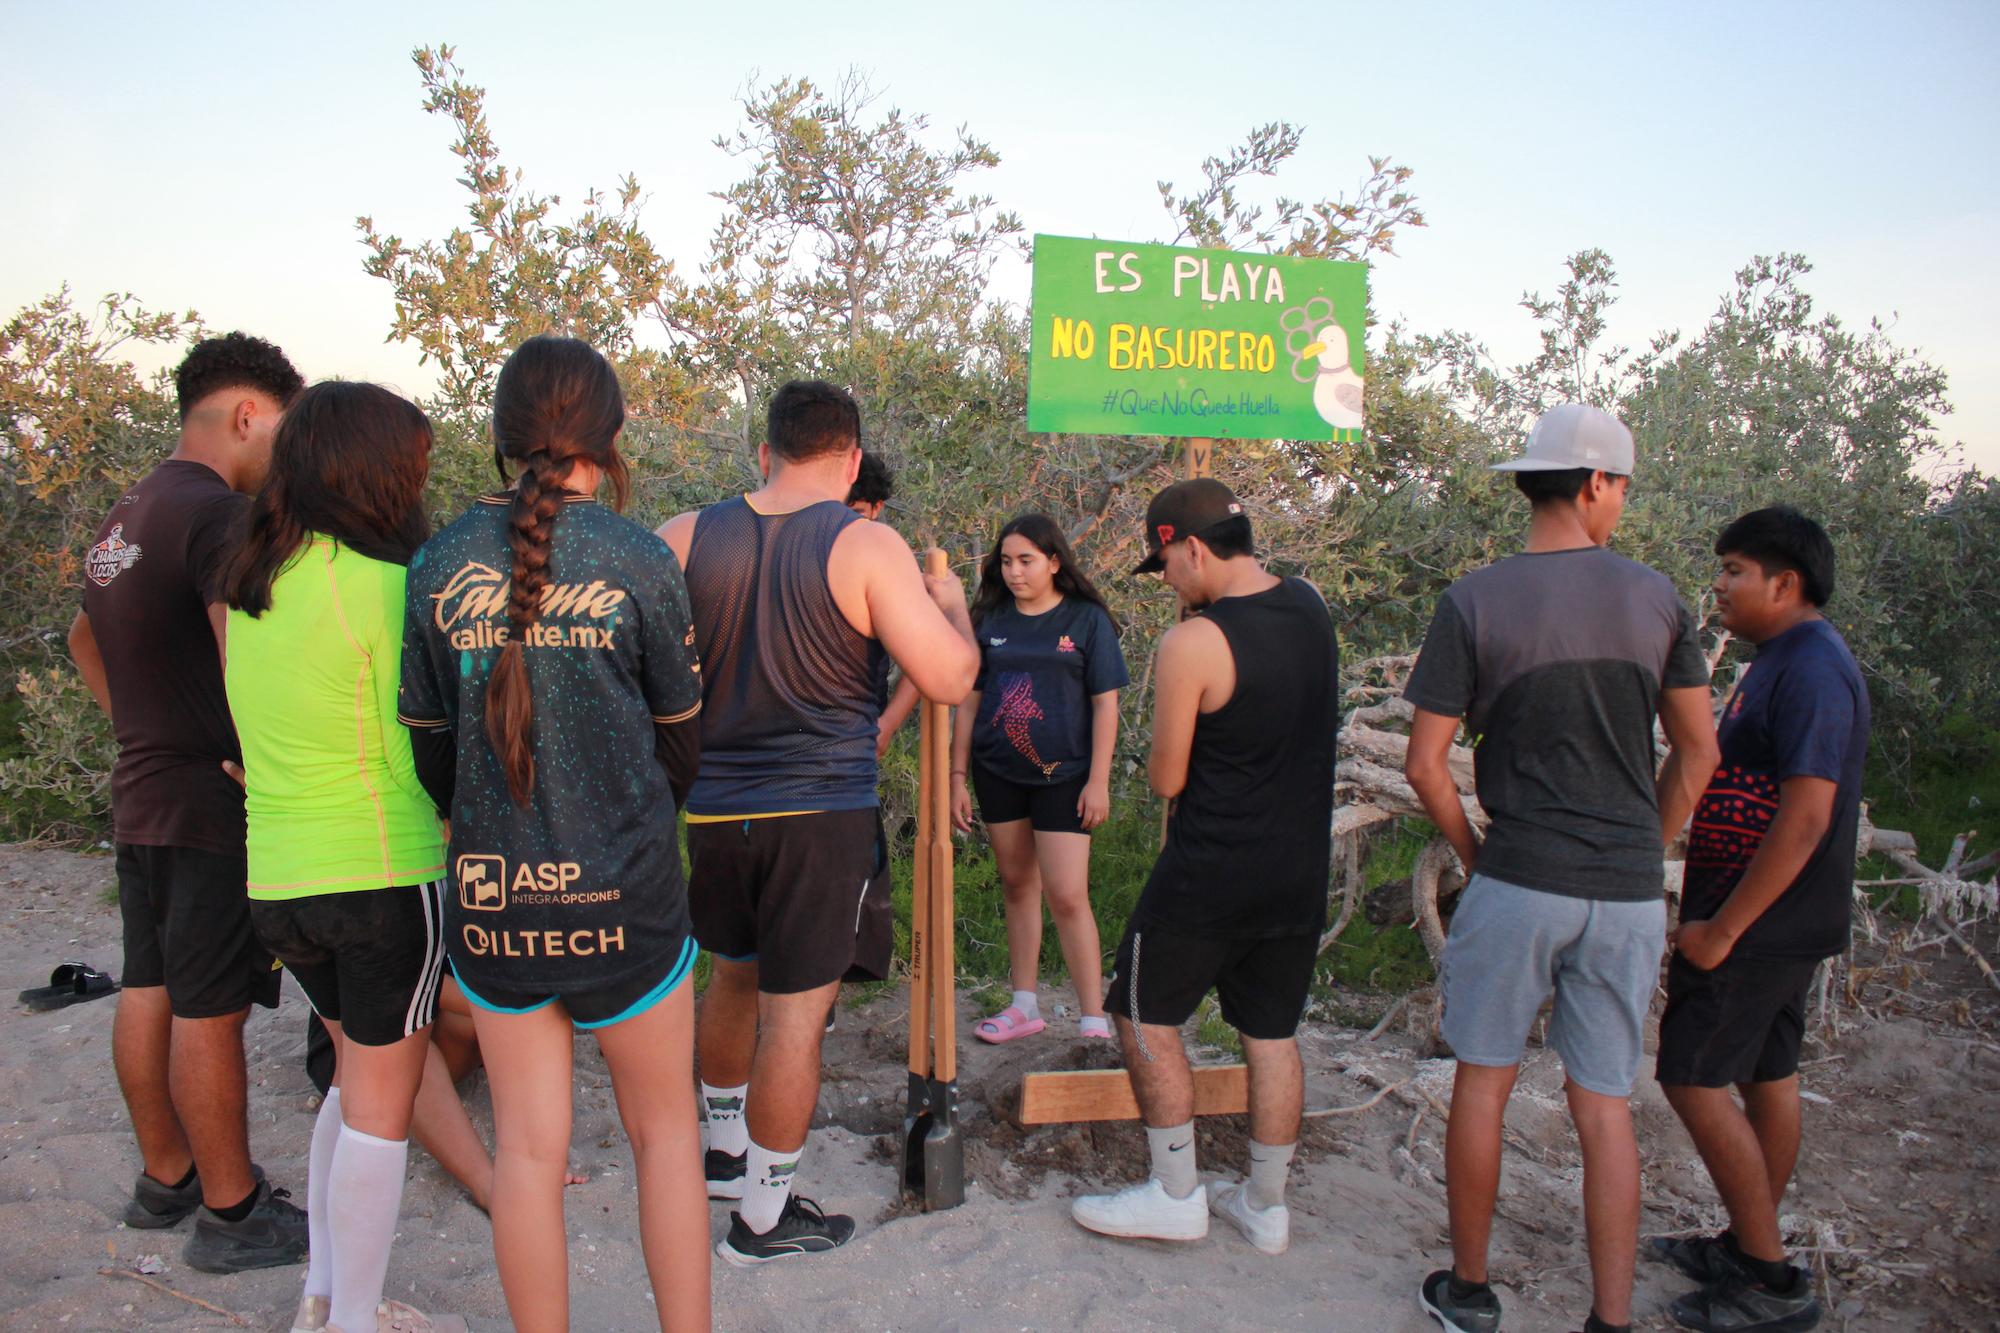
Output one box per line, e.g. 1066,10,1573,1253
1439,873,1666,1097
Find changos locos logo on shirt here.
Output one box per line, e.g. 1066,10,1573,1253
85,524,144,586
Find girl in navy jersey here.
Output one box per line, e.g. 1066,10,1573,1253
399,337,708,1332
950,513,1128,1042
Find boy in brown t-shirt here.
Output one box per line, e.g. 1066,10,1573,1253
70,332,309,1273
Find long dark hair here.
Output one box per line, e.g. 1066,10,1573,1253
969,512,1120,634
485,335,631,806
220,381,432,617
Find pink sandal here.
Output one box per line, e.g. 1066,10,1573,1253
974,1005,1046,1044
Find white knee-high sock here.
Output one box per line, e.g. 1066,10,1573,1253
326,1124,409,1333
302,1088,341,1299
1146,1121,1198,1199
701,1081,750,1156
739,1137,803,1234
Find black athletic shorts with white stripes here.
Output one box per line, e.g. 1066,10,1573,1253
250,881,448,1047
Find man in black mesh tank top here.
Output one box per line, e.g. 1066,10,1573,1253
658,382,977,1264
1075,480,1338,1258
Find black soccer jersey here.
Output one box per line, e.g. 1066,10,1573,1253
398,495,702,994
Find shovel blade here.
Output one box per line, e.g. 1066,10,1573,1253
922,1108,964,1210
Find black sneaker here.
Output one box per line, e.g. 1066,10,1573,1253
182,1180,308,1273
1670,1271,1820,1332
717,1195,855,1267
706,1148,746,1200
1418,1269,1501,1333
122,1162,265,1230
1650,1232,1750,1285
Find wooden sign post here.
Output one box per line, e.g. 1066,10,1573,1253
902,548,965,1208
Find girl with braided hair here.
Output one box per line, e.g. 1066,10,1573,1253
398,335,709,1332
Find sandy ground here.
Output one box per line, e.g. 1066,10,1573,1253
3,842,1996,1332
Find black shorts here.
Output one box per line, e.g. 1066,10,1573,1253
971,763,1088,835
116,843,281,1019
688,809,890,994
452,936,699,1031
1103,920,1318,1041
250,882,448,1048
1656,952,1821,1088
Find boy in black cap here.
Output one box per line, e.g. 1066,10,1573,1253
1650,506,1864,1333
1070,480,1338,1257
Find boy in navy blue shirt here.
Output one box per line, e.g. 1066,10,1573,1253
1653,506,1869,1333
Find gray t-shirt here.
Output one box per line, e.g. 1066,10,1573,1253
1404,545,1709,902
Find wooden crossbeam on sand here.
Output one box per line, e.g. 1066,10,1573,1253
1017,1064,1248,1125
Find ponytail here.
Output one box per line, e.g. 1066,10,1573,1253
481,335,628,805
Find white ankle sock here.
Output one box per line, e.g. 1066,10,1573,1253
700,1081,750,1157
302,1088,341,1299
326,1124,409,1333
1011,989,1040,1020
1247,1139,1295,1210
739,1137,802,1234
1078,1015,1112,1037
1146,1121,1197,1199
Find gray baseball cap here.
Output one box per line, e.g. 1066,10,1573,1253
1490,403,1634,474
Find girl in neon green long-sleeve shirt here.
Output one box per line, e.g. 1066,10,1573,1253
219,380,460,1333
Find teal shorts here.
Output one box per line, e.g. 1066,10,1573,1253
1439,874,1666,1097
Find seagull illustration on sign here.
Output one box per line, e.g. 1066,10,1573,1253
1281,296,1365,430
992,673,1059,777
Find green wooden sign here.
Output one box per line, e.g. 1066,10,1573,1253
1026,234,1368,442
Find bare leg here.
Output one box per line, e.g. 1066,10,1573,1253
1566,1079,1640,1328
169,1008,257,1208
1443,1061,1518,1285
743,982,841,1152
1034,831,1104,1019
1663,1082,1785,1261
1741,1075,1802,1212
985,819,1044,996
1114,1015,1193,1127
697,957,759,1089
474,1004,575,1333
1240,1036,1302,1147
596,984,710,1333
112,985,192,1184
409,1040,494,1209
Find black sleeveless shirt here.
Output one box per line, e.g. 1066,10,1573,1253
1136,577,1339,938
681,496,884,816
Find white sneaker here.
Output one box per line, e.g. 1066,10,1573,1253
328,1301,468,1333
1207,1179,1290,1255
290,1294,329,1333
1069,1177,1208,1241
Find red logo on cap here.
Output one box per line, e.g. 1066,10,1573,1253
1156,523,1176,545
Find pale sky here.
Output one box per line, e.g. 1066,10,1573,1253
6,1,1995,473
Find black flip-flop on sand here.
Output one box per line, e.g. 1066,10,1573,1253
18,961,119,1011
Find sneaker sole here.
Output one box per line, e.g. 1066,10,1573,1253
1669,1298,1821,1333
184,1237,308,1274
1417,1285,1492,1333
1069,1211,1207,1242
716,1237,839,1268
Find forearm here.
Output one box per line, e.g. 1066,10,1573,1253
407,726,456,817
881,675,919,736
1087,695,1118,787
68,614,113,717
1409,763,1479,870
1655,748,1705,848
653,717,701,811
1707,811,1827,940
950,691,978,777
